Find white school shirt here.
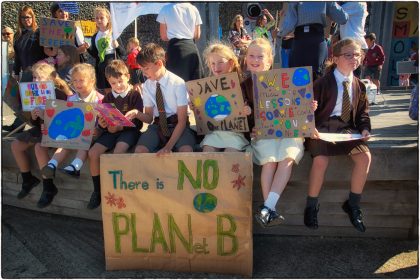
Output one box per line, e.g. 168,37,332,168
142,70,189,118
95,29,115,55
340,2,368,50
331,68,354,117
156,3,202,40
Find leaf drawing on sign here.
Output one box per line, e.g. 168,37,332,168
231,174,246,190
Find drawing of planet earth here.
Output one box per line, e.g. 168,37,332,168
292,68,311,86
205,94,232,121
193,192,217,213
49,108,84,140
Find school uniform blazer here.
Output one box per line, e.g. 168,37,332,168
313,70,371,132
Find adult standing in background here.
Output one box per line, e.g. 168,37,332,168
2,26,15,73
339,1,368,77
228,14,252,57
279,2,348,80
13,5,47,82
157,2,204,82
252,9,278,58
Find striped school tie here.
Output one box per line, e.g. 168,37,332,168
341,80,351,123
155,82,171,137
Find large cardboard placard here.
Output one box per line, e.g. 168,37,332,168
100,153,253,277
186,72,249,135
94,103,135,127
39,17,76,47
3,75,21,112
41,99,97,150
19,81,56,111
252,67,315,139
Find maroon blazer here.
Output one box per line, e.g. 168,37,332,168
313,70,371,132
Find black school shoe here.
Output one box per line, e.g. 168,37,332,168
304,205,319,229
255,205,285,227
87,191,101,209
41,164,56,179
17,176,41,199
37,184,58,208
342,200,366,232
59,164,80,178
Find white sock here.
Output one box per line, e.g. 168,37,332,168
264,192,280,211
48,159,58,168
64,158,83,171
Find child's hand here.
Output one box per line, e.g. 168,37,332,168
310,100,318,112
125,109,139,121
243,105,252,116
361,129,371,141
98,116,108,129
112,40,119,48
31,108,44,120
107,125,121,133
133,83,142,94
157,146,172,156
310,128,320,139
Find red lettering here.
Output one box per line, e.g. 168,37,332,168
281,73,290,88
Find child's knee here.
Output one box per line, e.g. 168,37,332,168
178,145,193,153
135,145,149,153
313,156,329,168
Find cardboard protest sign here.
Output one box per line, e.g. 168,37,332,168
39,17,76,47
100,152,253,277
19,81,56,111
41,99,97,150
3,75,21,112
95,103,135,127
252,67,315,139
186,72,249,135
77,20,97,37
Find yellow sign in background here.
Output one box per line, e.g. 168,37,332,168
100,152,253,276
76,20,97,37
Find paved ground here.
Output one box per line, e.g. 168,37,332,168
2,205,418,278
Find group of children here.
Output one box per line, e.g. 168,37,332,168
10,6,371,233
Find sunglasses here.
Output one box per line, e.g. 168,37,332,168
20,16,32,19
2,32,12,36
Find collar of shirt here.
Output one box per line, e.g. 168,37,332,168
111,86,131,99
369,43,376,50
154,69,170,90
333,68,353,85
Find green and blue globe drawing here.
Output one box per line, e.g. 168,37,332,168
292,68,311,86
49,108,84,140
193,192,218,213
205,94,232,121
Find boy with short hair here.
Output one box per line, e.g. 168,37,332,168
87,59,150,209
363,33,385,95
134,43,196,155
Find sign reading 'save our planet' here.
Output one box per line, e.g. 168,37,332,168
100,153,253,276
252,66,315,139
186,72,249,135
40,17,76,47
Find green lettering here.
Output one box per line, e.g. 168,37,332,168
203,160,219,190
130,213,149,253
217,214,238,256
150,213,169,253
108,170,121,189
177,160,202,190
128,181,135,190
168,214,193,253
112,212,130,253
285,120,291,129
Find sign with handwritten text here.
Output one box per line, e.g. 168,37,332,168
100,153,253,276
77,20,97,37
40,17,76,47
19,81,56,111
252,67,315,139
95,103,135,127
41,99,97,150
186,72,249,135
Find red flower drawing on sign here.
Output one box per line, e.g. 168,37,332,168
231,174,246,190
105,192,117,207
116,197,126,209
